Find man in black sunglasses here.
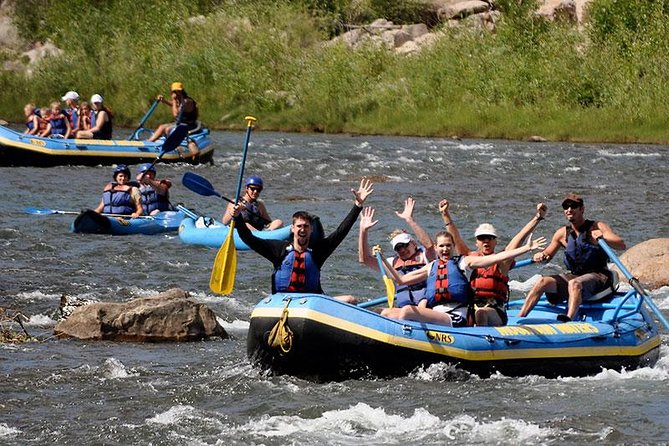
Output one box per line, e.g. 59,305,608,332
518,193,626,322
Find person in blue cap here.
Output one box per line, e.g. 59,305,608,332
94,165,143,217
221,175,283,230
135,163,172,215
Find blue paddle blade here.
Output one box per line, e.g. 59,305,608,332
25,207,56,215
161,123,189,153
182,172,220,197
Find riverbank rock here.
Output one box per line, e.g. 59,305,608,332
613,238,669,290
537,0,592,23
54,288,227,342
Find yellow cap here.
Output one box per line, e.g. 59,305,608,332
170,82,184,92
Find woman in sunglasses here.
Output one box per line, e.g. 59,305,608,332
358,198,437,307
517,193,626,322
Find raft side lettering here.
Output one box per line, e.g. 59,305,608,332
426,331,455,344
31,139,46,146
496,323,599,336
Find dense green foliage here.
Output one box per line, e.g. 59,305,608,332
3,0,669,142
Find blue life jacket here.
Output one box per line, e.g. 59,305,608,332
274,247,320,293
25,116,35,131
392,247,428,307
49,114,68,136
240,199,265,230
564,220,609,274
102,183,135,215
65,108,78,129
425,256,473,308
139,185,170,214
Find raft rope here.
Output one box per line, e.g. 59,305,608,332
267,297,293,353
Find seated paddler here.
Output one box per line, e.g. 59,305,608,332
94,165,143,218
231,178,374,304
222,176,283,230
136,163,172,215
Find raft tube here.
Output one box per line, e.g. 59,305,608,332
71,209,185,235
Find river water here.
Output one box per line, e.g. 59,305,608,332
1,130,669,445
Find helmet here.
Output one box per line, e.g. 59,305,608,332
245,176,264,189
113,164,131,179
137,163,156,175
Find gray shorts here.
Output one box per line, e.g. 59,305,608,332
546,272,609,303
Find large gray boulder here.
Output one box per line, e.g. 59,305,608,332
614,238,669,290
54,288,227,342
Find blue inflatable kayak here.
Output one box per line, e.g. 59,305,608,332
178,216,293,250
71,209,185,235
248,289,661,380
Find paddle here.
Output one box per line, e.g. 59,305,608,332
25,207,153,219
128,99,160,140
181,172,271,224
358,258,535,309
138,123,189,182
374,247,396,308
597,238,669,330
210,116,257,295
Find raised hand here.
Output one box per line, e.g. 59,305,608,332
353,178,374,207
395,197,415,222
372,244,382,256
536,202,547,219
526,233,547,251
360,207,378,231
438,199,450,215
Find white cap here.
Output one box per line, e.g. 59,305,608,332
61,91,80,101
474,223,497,238
390,233,413,249
90,94,104,104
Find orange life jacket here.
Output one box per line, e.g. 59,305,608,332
469,252,510,305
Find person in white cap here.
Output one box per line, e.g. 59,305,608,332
358,197,437,307
61,91,80,129
76,94,113,139
444,201,548,326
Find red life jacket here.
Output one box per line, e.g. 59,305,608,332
469,252,510,305
431,259,451,304
287,250,307,292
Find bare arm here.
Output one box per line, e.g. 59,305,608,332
379,251,431,285
358,207,380,269
130,187,143,218
90,111,108,132
63,116,72,139
465,234,547,269
532,227,565,263
591,221,626,250
396,197,435,261
439,199,471,255
497,202,547,273
94,199,104,213
221,202,234,225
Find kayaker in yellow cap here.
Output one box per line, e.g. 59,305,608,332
147,81,199,142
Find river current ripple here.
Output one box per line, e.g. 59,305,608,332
1,131,668,445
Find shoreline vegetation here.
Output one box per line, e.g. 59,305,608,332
2,0,669,144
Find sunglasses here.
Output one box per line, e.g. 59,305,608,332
247,186,262,192
394,242,411,251
476,235,496,242
562,202,582,210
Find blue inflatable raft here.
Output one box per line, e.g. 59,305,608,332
71,209,185,235
0,124,213,167
247,289,661,380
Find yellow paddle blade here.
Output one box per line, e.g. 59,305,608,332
210,220,237,295
383,275,395,308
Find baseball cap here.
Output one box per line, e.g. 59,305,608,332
61,91,80,101
562,193,584,207
90,94,104,103
390,233,413,249
171,82,184,91
474,223,498,238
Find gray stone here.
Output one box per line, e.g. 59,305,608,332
438,1,490,21
54,288,227,342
